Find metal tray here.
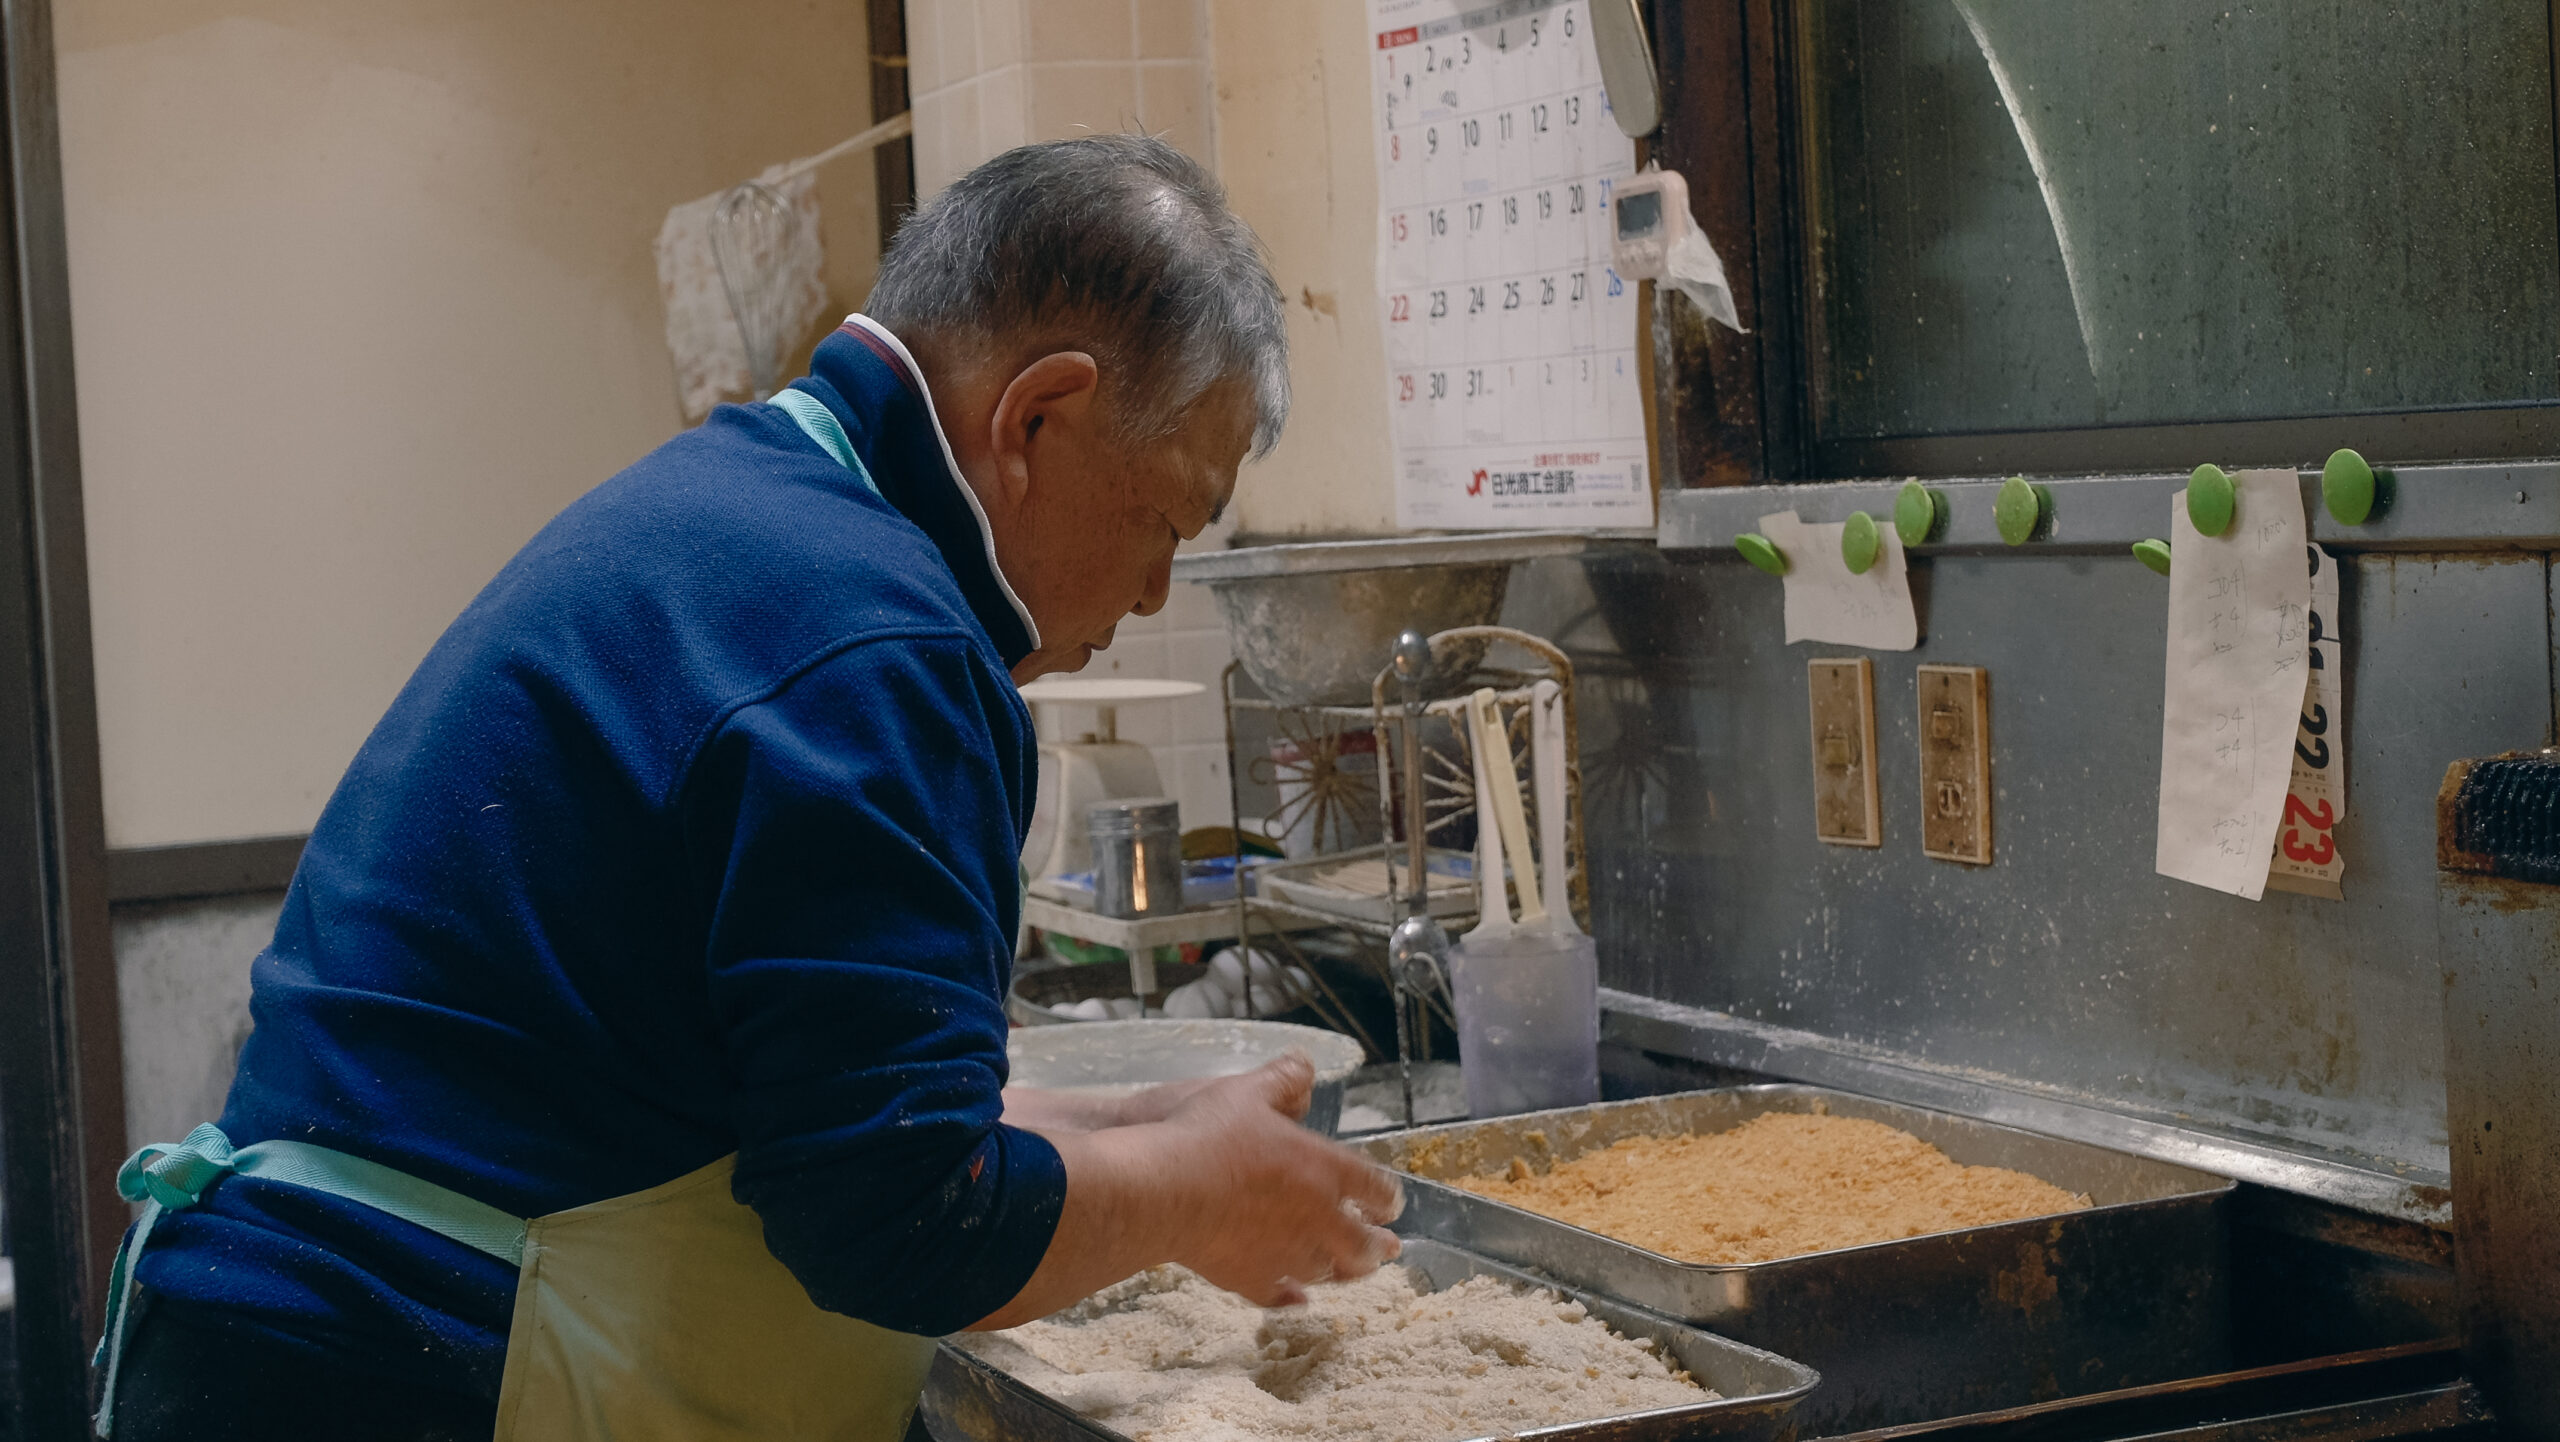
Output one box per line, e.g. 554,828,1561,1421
1358,1085,2238,1436
919,1237,1820,1442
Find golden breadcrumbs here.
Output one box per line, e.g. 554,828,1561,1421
1456,1112,2090,1265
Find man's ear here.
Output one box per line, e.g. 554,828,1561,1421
988,352,1101,508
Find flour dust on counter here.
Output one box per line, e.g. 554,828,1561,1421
959,1263,1708,1442
1370,0,1652,530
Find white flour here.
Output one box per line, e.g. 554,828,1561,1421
958,1264,1709,1442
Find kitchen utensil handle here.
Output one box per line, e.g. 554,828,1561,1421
1470,688,1546,926
1533,680,1574,929
1467,695,1514,936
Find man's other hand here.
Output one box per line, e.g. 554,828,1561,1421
1156,1054,1404,1307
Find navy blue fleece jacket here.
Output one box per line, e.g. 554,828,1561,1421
132,318,1065,1400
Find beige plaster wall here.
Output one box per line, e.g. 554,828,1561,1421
1207,0,1399,541
58,0,881,848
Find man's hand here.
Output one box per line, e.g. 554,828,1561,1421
966,1053,1404,1328
1156,1055,1403,1307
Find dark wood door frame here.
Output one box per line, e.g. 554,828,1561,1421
1646,0,1806,489
867,0,917,256
0,0,129,1431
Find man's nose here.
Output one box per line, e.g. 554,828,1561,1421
1132,553,1173,617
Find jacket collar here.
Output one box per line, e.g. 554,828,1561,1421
792,315,1040,667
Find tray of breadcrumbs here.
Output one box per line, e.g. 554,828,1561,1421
1358,1085,2238,1435
918,1238,1817,1442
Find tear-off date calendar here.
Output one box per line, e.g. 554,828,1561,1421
1370,0,1653,529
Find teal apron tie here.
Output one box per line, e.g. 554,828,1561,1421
769,389,881,496
94,1124,529,1438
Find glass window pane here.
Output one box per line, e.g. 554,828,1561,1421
1803,0,2560,444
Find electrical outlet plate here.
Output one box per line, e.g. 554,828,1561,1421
1918,664,1992,864
1808,658,1881,847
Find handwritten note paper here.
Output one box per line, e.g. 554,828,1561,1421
1763,511,1919,651
2266,544,2346,898
2155,469,2311,900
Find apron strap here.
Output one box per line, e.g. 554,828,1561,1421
94,1124,529,1438
770,389,882,497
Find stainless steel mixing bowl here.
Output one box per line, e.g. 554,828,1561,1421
1208,564,1511,706
1172,532,1603,707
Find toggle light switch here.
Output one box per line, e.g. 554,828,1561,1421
1808,657,1881,847
1917,664,1992,865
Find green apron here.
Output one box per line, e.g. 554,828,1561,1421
98,399,938,1439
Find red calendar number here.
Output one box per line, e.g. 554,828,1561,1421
1389,294,1412,322
2278,793,2336,865
1396,373,1416,402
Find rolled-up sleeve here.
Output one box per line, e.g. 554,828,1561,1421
679,630,1063,1335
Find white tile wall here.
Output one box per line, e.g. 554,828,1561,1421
905,0,1213,199
1042,573,1235,828
905,0,1235,829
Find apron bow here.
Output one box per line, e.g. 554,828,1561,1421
118,1123,239,1211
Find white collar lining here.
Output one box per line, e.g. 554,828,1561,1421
843,313,1043,653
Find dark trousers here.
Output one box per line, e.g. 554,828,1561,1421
102,1300,495,1442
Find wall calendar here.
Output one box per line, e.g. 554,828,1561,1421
1369,0,1652,530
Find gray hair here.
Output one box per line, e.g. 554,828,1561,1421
866,134,1290,457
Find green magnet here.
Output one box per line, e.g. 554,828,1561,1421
2186,464,2236,537
1736,532,1788,575
2132,538,2172,575
2322,447,2378,525
1893,481,1945,546
1994,476,2049,546
1841,511,1882,574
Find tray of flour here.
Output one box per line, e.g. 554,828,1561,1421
919,1238,1817,1442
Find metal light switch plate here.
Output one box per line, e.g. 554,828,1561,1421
1918,664,1991,864
1808,658,1881,846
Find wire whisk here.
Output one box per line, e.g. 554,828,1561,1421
709,181,801,401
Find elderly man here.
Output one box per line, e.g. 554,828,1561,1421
94,135,1400,1442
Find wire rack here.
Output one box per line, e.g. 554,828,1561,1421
1219,625,1587,1065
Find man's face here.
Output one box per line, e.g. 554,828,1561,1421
1005,378,1253,681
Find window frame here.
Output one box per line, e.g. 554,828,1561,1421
1647,0,2560,486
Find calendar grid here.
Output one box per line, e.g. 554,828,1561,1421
1368,0,1651,529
